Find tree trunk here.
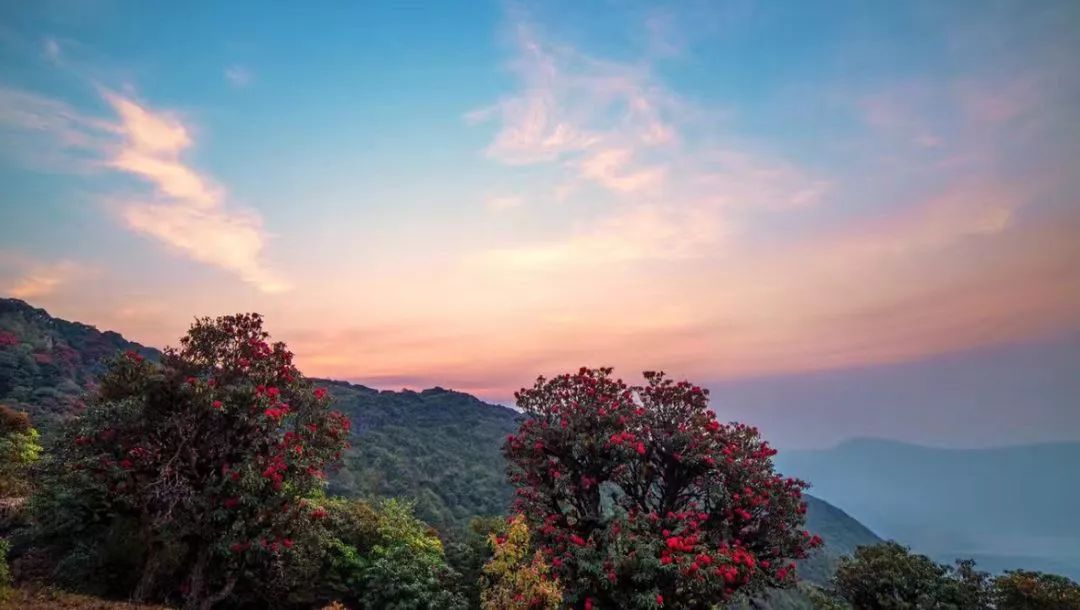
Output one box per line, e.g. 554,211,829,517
132,520,161,602
199,575,237,610
183,543,211,610
132,543,162,602
183,542,237,610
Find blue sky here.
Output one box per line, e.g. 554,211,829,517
1,0,1078,448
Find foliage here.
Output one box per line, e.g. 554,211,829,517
444,515,508,608
991,569,1080,609
805,583,852,610
824,542,1080,610
480,514,563,610
325,382,520,531
0,405,42,496
832,542,972,609
348,498,467,610
505,367,821,609
27,313,350,609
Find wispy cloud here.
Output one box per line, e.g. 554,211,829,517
0,85,288,293
103,92,289,293
469,14,828,268
102,91,221,206
0,85,116,169
1,258,86,299
224,65,253,88
467,19,676,185
578,147,666,194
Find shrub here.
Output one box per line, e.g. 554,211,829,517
349,499,467,610
992,569,1080,610
825,542,1080,610
832,542,950,609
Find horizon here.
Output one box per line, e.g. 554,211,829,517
2,1,1078,450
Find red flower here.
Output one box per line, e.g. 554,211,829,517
657,594,664,606
570,534,587,546
212,400,223,409
314,387,327,400
636,442,646,455
119,459,133,470
223,497,239,509
311,507,328,520
585,598,593,610
282,538,294,549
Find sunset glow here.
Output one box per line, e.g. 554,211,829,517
2,1,1077,419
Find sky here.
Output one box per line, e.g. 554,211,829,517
1,1,1078,449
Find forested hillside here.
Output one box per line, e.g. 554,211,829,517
319,380,520,530
0,299,157,429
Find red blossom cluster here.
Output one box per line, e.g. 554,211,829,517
505,367,822,609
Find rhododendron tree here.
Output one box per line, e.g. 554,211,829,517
480,514,563,610
504,367,821,610
36,314,350,610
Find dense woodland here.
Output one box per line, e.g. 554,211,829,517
1,298,1078,610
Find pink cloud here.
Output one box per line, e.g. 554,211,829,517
578,148,666,193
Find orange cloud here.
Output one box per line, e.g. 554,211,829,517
3,260,84,299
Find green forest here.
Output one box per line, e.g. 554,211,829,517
1,299,1078,610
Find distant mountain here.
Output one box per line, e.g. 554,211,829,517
777,438,1080,580
0,297,883,601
